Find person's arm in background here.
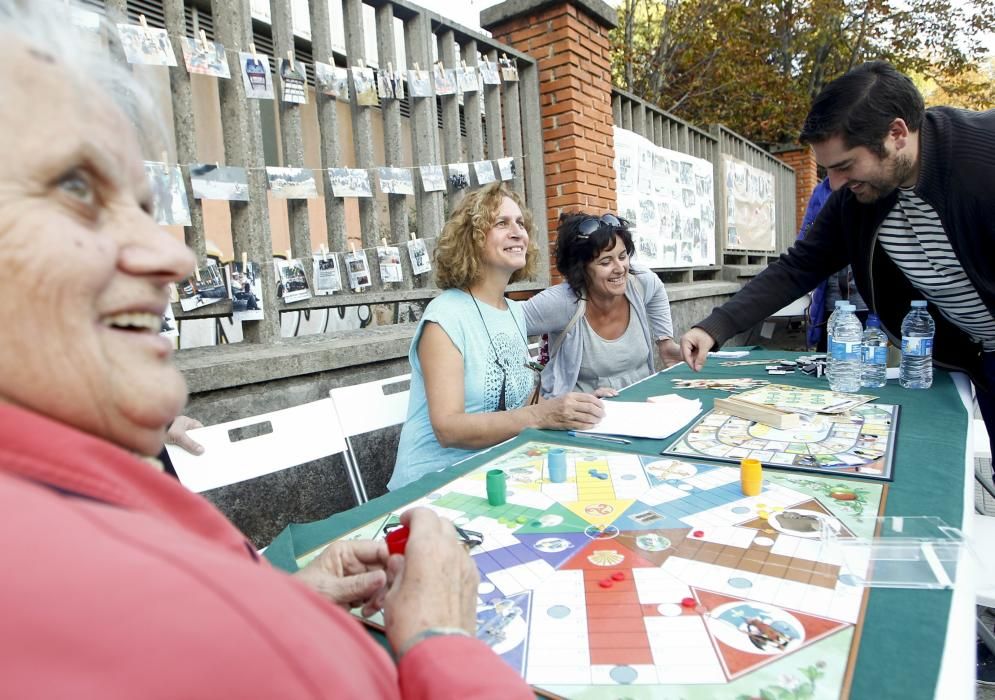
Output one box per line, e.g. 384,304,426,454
521,285,570,337
420,322,604,449
165,415,204,455
681,189,850,370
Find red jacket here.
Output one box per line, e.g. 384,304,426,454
0,404,530,699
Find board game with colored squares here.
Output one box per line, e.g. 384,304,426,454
298,441,886,699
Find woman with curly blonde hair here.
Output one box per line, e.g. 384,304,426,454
389,183,605,490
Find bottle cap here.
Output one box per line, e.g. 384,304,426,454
911,300,927,308
866,313,881,327
842,303,856,311
834,300,846,307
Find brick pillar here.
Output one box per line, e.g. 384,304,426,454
482,0,617,283
773,144,819,237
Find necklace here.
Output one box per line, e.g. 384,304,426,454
467,289,541,407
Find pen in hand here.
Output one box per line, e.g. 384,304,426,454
567,431,631,445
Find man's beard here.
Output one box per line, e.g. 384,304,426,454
850,153,915,203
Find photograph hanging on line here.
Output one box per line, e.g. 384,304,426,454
276,258,312,304
239,51,274,99
432,64,456,96
180,37,230,78
419,165,446,192
344,250,373,290
116,24,177,66
407,238,432,276
479,59,501,85
407,69,433,98
377,246,404,284
313,254,342,295
160,302,178,338
177,263,228,311
457,66,478,93
377,69,404,100
497,157,516,181
499,56,518,82
378,167,415,196
329,168,373,198
190,164,249,201
227,261,264,321
266,167,318,199
144,162,191,226
315,62,350,101
447,163,471,191
279,58,308,104
352,66,378,106
473,161,496,185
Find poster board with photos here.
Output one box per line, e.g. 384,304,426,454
722,154,776,252
613,127,716,269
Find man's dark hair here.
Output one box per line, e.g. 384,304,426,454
555,213,635,299
799,61,925,157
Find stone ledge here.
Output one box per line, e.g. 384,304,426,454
665,280,742,302
481,0,617,31
176,324,417,393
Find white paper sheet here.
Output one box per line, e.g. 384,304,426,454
577,398,702,440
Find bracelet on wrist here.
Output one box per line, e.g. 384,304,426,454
397,626,473,658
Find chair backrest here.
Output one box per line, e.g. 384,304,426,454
166,399,346,493
328,374,411,438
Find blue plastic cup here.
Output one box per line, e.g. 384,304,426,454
547,448,567,483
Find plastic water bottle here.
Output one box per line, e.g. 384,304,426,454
861,314,888,388
824,300,847,387
828,304,863,392
899,300,935,389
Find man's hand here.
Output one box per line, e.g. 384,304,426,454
680,328,717,372
166,415,205,455
294,540,390,617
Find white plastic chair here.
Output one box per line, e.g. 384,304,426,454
165,399,350,495
760,294,811,340
328,374,411,503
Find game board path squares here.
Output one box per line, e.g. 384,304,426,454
431,491,546,531
513,502,592,535
476,592,532,674
475,542,557,598
695,588,849,681
558,539,659,666
515,532,592,570
524,569,593,686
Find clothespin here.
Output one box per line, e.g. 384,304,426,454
409,231,417,241
461,59,467,69
194,266,201,282
413,62,420,72
348,240,358,253
387,61,393,74
381,237,388,248
241,252,248,269
285,249,292,261
160,150,168,165
199,29,209,51
319,243,327,259
357,58,365,69
287,51,295,71
138,14,148,29
249,42,258,59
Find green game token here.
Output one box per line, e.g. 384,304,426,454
497,517,508,524
516,516,528,523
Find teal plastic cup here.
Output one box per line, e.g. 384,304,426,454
486,469,507,506
547,448,567,483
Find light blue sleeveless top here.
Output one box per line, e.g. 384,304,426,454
389,289,534,490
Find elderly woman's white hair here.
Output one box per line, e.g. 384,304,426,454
0,0,167,154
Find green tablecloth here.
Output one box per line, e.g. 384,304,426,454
266,350,968,698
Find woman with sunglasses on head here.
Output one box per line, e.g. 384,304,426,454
523,213,682,399
389,185,606,491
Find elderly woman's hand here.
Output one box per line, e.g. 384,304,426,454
657,338,684,368
381,508,479,653
535,392,605,430
293,540,390,617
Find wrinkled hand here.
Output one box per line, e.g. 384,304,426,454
657,338,683,368
680,328,716,372
166,415,204,455
294,540,390,617
383,508,478,654
592,387,618,399
536,392,605,430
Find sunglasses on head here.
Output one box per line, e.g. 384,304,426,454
576,213,622,239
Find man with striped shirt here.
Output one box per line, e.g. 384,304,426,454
680,61,995,468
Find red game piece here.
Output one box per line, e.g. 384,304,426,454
599,579,613,589
611,572,625,581
385,525,410,555
680,597,697,608
693,530,704,538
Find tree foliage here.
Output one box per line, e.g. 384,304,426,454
611,0,995,147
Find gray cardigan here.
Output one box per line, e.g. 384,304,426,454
523,267,674,397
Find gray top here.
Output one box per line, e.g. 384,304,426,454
575,310,652,393
522,267,673,397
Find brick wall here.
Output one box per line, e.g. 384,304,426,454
774,146,818,236
485,2,617,283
